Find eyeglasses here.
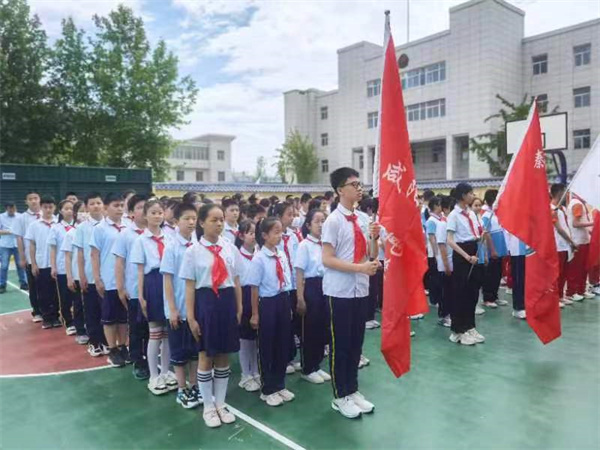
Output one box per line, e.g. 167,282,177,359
340,181,363,190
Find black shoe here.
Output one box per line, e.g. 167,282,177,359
42,320,53,329
107,347,126,368
20,283,29,291
0,286,6,294
133,361,150,380
119,345,132,364
52,319,62,328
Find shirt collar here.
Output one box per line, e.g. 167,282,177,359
224,222,238,232
60,220,73,227
306,234,321,244
200,236,222,247
105,217,122,227
26,209,40,216
262,246,278,258
143,228,164,239
336,203,354,217
240,246,256,257
175,232,193,246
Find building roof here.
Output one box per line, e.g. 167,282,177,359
186,134,236,142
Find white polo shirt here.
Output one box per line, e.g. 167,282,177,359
567,198,591,245
130,228,166,275
12,209,40,264
446,205,480,243
294,234,325,278
551,205,571,252
24,218,57,269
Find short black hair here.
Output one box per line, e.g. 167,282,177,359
324,191,334,200
259,198,271,208
40,195,56,206
84,192,103,205
300,193,312,204
104,192,124,205
301,208,326,238
196,204,222,238
358,197,374,214
428,196,441,211
423,189,436,202
440,195,454,211
248,194,258,205
272,201,293,218
330,167,359,194
222,198,239,210
4,200,16,207
308,198,322,211
174,202,197,220
65,191,77,197
25,189,40,198
256,216,281,248
550,183,566,198
182,191,198,204
483,189,498,206
127,194,147,212
247,204,266,220
235,219,255,248
166,198,179,210
452,182,473,201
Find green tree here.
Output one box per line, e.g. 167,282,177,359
275,130,318,184
0,0,56,163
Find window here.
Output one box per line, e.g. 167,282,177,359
321,159,329,173
574,129,590,149
407,99,445,122
320,106,328,120
176,170,184,181
196,171,204,182
367,111,378,129
367,79,381,97
321,133,329,146
218,171,225,182
532,54,547,75
534,94,548,113
425,62,446,84
359,154,364,170
217,150,225,161
401,61,445,90
574,87,590,108
574,43,591,67
172,145,209,160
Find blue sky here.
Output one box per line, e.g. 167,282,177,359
30,0,600,175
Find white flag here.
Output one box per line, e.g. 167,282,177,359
569,135,600,209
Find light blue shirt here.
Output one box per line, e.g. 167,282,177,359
12,209,40,264
276,228,300,289
130,229,166,274
446,205,481,243
60,227,80,281
482,211,508,257
112,225,144,299
222,223,239,244
47,221,74,275
247,246,292,297
434,219,453,272
160,232,195,318
238,246,257,287
0,212,19,249
24,219,57,269
90,217,126,290
73,217,101,284
294,235,324,278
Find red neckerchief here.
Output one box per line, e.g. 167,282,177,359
150,235,165,260
203,243,228,295
111,223,125,233
270,250,285,289
344,214,367,263
430,213,446,222
41,220,53,228
460,209,478,238
281,234,294,273
62,221,74,232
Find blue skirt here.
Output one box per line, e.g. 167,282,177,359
194,287,240,356
144,269,165,322
239,285,256,340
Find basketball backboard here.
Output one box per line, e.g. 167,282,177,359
505,112,568,154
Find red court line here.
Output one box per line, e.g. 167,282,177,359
0,311,108,376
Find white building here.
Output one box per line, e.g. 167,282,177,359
166,134,235,183
284,0,599,184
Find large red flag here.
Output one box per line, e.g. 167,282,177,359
375,12,429,378
495,102,561,344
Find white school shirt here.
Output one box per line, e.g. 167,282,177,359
47,221,74,275
294,235,325,278
60,227,80,281
238,246,257,287
247,246,292,297
434,219,453,272
222,223,239,244
121,216,134,229
0,211,20,249
179,236,242,290
161,222,177,238
130,229,165,274
425,215,441,257
111,225,144,299
505,232,528,256
551,204,571,252
277,227,300,289
292,209,307,230
567,198,591,245
377,226,387,261
90,217,126,290
321,203,370,298
446,204,480,243
12,209,40,264
24,218,57,269
160,232,195,319
73,217,101,284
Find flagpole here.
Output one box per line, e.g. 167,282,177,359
468,210,494,279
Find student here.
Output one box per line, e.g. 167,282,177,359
247,204,267,224
446,183,485,346
0,201,28,293
121,189,137,228
13,190,42,319
181,204,243,428
248,217,294,408
113,194,150,380
295,208,331,385
65,192,78,204
90,193,128,368
222,199,240,244
61,201,89,344
49,199,76,334
75,192,108,357
162,199,178,237
160,202,201,409
505,232,528,319
436,196,454,327
25,195,60,329
235,220,261,392
425,197,444,309
566,193,594,301
131,199,177,394
322,167,380,419
292,193,312,230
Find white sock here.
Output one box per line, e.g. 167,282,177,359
213,366,230,407
160,332,170,375
148,327,162,379
197,370,214,409
248,340,259,377
239,340,252,377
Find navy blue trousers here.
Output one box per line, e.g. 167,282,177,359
72,281,86,335
37,268,59,322
511,255,525,311
83,284,106,346
300,278,329,375
26,264,41,316
56,274,74,327
258,292,292,396
438,272,453,318
128,298,148,364
328,296,368,399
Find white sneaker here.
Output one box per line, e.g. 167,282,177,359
583,291,595,299
562,297,574,305
409,314,424,320
505,288,513,295
246,378,261,392
260,393,284,406
216,406,236,424
593,286,600,295
410,330,416,337
482,301,498,308
459,332,478,346
475,305,486,315
372,320,381,327
203,407,222,428
350,392,374,414
317,369,331,381
301,372,324,384
442,317,451,328
32,314,43,323
65,326,77,335
559,301,565,309
467,328,485,343
101,344,110,355
293,361,302,371
571,293,584,302
239,374,260,392
512,310,526,319
252,374,262,387
277,389,295,402
331,397,362,419
147,376,168,395
449,332,462,343
358,354,370,369
286,363,296,374
365,320,377,330
496,299,509,306
165,371,178,390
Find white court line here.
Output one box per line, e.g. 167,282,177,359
0,365,111,379
226,404,307,450
0,308,31,316
7,280,31,297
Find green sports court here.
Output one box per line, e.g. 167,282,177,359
1,270,598,449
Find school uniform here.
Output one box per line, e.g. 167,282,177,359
322,203,370,399
161,222,177,238
222,223,239,245
48,221,75,327
446,204,484,335
481,210,508,302
506,232,529,311
90,218,127,325
112,224,148,365
277,227,300,360
435,218,453,319
426,214,444,306
0,211,27,288
551,204,571,299
247,245,292,396
25,218,59,323
179,236,242,356
60,227,86,336
292,209,307,230
238,246,258,341
12,209,42,315
566,198,591,296
160,232,198,366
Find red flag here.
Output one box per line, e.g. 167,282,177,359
495,102,561,344
587,210,600,270
376,13,429,378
